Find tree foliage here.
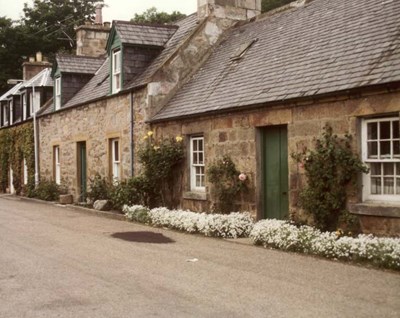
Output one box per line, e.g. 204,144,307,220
131,7,186,24
0,0,103,95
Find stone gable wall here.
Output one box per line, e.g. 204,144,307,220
38,94,131,201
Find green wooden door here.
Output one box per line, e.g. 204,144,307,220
77,142,87,202
263,126,289,219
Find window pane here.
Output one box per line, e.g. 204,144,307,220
370,163,381,176
380,141,390,158
380,121,391,139
199,139,203,151
393,121,399,139
367,122,377,140
371,177,381,194
383,177,394,194
397,163,400,175
397,178,400,195
199,152,203,165
193,140,198,152
367,141,377,158
114,140,119,161
393,140,400,158
383,163,394,176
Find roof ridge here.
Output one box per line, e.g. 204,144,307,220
113,20,179,29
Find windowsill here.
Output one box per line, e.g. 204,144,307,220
183,191,207,201
349,202,400,218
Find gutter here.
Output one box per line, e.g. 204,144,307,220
130,92,135,177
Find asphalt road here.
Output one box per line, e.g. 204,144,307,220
0,195,399,318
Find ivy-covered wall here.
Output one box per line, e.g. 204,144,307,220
0,122,35,195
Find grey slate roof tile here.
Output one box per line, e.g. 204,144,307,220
114,21,178,47
56,54,105,74
22,68,53,88
125,14,198,90
0,83,23,101
63,58,110,109
152,0,400,121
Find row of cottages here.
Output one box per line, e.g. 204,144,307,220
1,0,399,235
0,55,53,193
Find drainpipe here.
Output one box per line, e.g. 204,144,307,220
130,91,135,177
32,86,39,187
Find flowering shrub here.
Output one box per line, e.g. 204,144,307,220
292,125,368,231
250,219,400,270
207,155,248,213
138,132,184,208
124,205,151,224
123,205,254,238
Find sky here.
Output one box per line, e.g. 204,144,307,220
0,0,198,22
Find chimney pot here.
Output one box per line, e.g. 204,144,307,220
29,57,35,62
95,4,103,24
36,51,42,62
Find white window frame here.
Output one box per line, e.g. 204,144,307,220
112,49,121,93
111,138,120,183
55,77,61,110
9,100,13,124
2,104,8,126
22,93,27,120
190,136,205,192
362,117,400,202
54,146,61,185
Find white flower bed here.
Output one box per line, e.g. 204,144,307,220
123,205,399,269
123,205,254,238
250,219,400,270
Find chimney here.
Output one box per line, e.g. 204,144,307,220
22,52,52,80
198,0,261,21
95,4,103,24
75,5,110,57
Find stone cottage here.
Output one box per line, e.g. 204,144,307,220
37,0,261,201
0,54,53,193
148,0,400,235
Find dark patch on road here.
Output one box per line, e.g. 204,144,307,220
111,231,175,244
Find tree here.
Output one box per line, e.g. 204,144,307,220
131,7,186,24
22,0,104,52
0,0,103,95
262,0,294,12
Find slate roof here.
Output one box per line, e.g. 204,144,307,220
114,21,178,47
126,13,198,90
62,58,110,109
51,14,199,112
152,0,400,121
55,54,105,74
0,82,23,101
22,68,53,88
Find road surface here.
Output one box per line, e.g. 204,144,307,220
0,195,399,317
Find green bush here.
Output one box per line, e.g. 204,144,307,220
207,155,248,213
137,133,185,208
292,125,369,231
87,174,111,202
33,179,60,201
109,177,149,210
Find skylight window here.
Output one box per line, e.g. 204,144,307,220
230,38,259,61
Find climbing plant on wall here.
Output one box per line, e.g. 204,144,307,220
0,123,35,195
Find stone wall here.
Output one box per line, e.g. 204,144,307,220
38,94,132,201
151,89,400,234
